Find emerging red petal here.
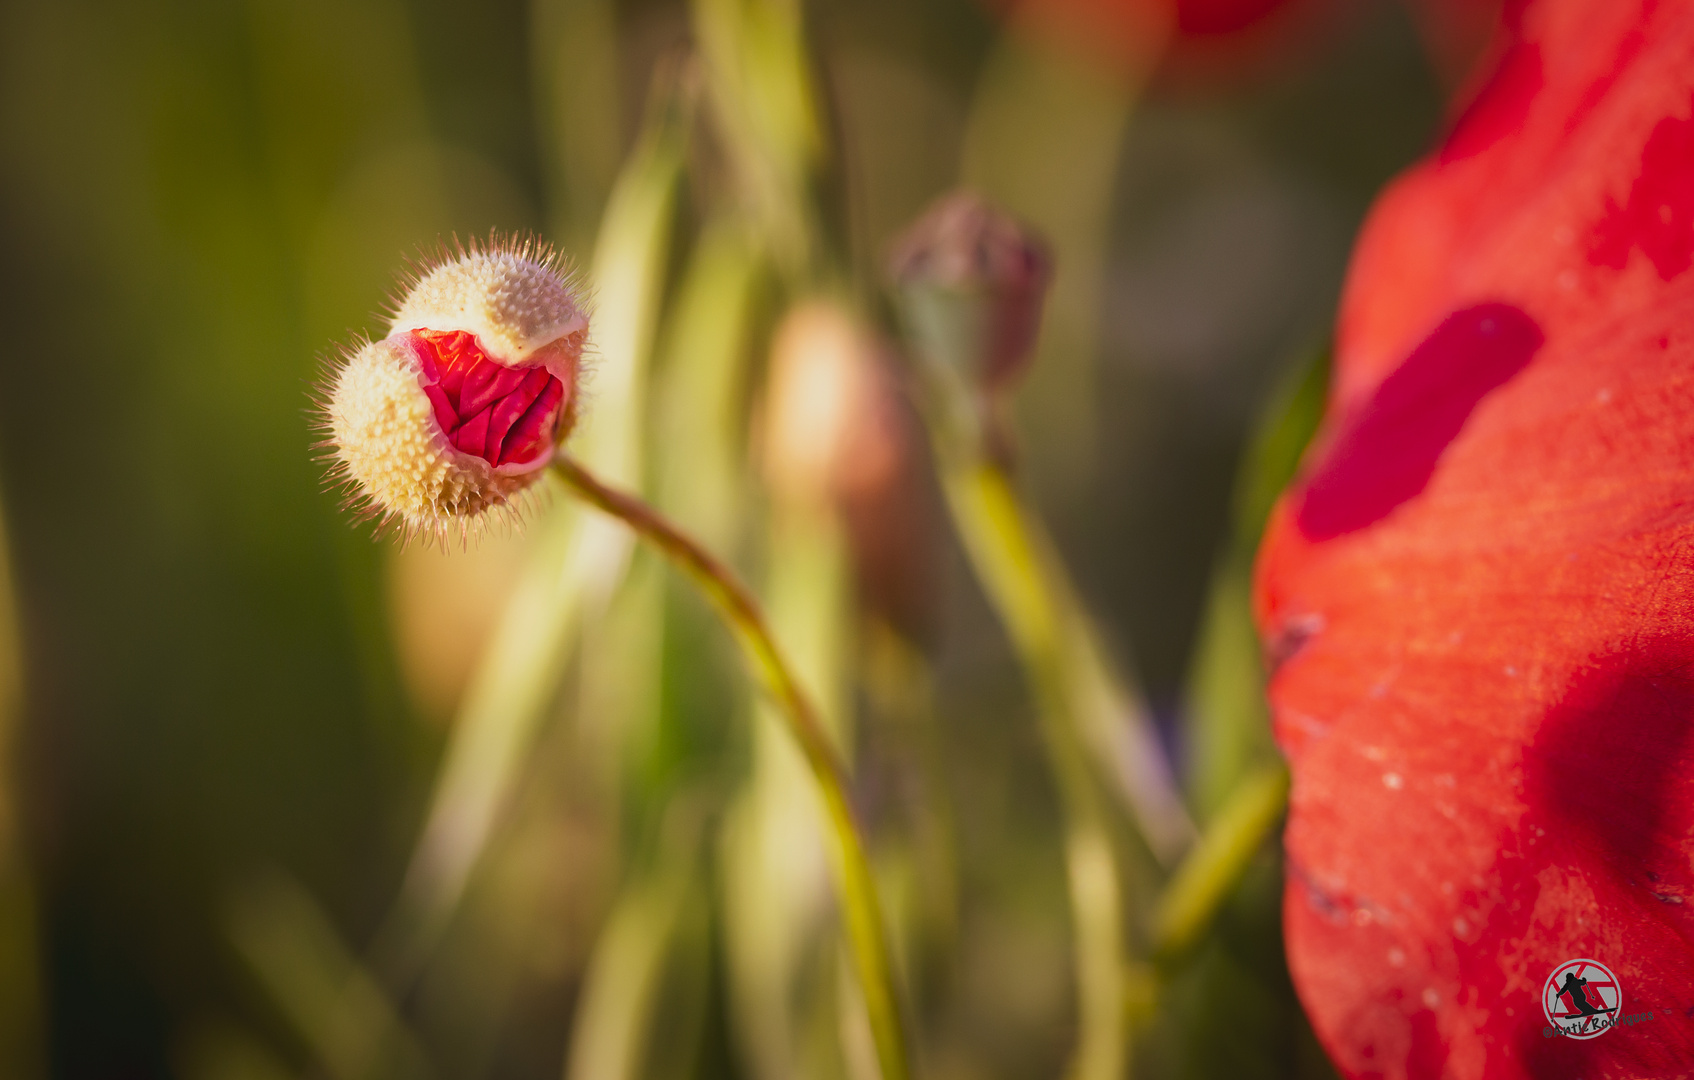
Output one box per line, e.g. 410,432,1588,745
1255,1,1694,1077
409,329,567,470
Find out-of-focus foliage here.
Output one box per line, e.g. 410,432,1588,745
0,0,1449,1077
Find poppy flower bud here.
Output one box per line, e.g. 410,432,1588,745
761,301,879,506
887,190,1051,400
321,239,588,540
761,301,942,643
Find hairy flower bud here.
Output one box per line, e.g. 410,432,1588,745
319,237,587,542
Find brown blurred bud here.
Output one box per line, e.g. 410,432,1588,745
837,350,943,650
762,302,876,506
886,190,1052,398
761,301,942,645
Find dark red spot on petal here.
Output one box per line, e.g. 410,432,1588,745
1483,638,1694,1076
1590,103,1694,281
1297,303,1543,540
409,329,567,468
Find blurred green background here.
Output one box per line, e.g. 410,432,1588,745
0,0,1458,1077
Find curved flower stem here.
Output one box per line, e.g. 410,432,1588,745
551,450,910,1080
943,455,1193,861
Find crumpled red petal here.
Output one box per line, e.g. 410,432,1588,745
1254,1,1694,1077
409,329,565,469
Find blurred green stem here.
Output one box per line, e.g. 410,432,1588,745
1149,761,1290,967
723,495,854,1080
1184,349,1328,818
960,15,1167,486
551,451,910,1080
690,0,830,283
229,873,429,1080
940,458,1127,1080
0,489,39,1080
901,351,1193,861
566,798,707,1080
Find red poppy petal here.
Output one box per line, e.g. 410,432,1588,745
405,328,567,469
452,407,493,461
500,376,564,467
458,359,526,420
457,358,499,416
486,368,549,466
421,383,454,426
1255,2,1694,1077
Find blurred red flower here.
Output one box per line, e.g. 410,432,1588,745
984,0,1336,80
987,0,1508,87
1255,1,1694,1077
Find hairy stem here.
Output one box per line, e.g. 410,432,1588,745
551,450,910,1080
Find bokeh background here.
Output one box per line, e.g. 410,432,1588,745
0,0,1482,1077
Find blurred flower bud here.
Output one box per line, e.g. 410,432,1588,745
761,301,879,507
887,191,1052,401
836,354,943,650
321,238,588,541
762,301,942,645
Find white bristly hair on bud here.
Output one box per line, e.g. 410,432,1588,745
390,234,590,372
319,335,540,545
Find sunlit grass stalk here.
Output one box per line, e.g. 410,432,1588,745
532,0,621,255
690,2,899,1074
690,0,829,283
551,451,910,1080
